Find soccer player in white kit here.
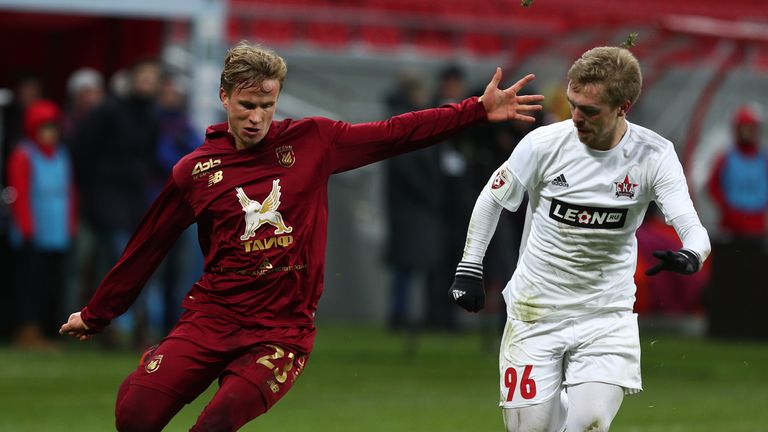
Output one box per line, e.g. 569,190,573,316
449,46,711,432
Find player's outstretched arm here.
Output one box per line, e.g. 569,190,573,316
480,68,544,123
59,312,93,341
59,179,197,336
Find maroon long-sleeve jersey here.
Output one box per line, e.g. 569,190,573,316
81,97,485,353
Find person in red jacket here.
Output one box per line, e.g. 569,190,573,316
7,99,77,349
60,41,543,431
708,105,768,237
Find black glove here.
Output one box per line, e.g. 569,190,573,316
645,249,700,276
449,261,485,312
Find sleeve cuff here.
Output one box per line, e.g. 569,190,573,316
80,306,111,334
456,261,483,279
679,249,702,272
465,96,487,123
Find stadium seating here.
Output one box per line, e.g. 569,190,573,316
359,25,403,51
229,0,768,57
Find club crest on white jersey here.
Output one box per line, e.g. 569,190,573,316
236,179,293,240
614,174,638,199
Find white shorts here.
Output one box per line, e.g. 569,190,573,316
498,311,642,408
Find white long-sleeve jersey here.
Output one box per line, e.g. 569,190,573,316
462,119,710,322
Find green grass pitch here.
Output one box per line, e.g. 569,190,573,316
1,325,767,431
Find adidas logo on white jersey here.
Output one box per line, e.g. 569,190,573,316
551,174,569,187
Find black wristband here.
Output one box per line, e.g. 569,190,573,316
677,249,701,274
678,249,700,273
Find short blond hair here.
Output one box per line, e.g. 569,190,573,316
567,46,642,108
220,41,287,94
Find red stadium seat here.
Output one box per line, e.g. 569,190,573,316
411,28,454,54
306,22,352,48
463,33,504,56
228,18,244,42
248,20,297,46
228,0,768,60
750,44,768,71
510,37,548,61
359,25,403,51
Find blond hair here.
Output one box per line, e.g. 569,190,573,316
567,46,642,108
220,41,287,94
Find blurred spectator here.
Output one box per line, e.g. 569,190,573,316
155,75,201,177
434,65,465,105
153,75,203,332
2,73,43,172
705,104,768,338
0,74,42,339
383,71,445,330
109,68,131,99
69,58,162,347
62,68,105,140
6,100,77,349
708,105,768,239
60,68,106,318
432,64,474,330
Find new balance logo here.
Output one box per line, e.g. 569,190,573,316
452,289,466,300
551,174,569,187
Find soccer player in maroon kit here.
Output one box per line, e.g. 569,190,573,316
60,41,544,431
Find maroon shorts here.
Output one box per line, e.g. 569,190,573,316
130,310,309,409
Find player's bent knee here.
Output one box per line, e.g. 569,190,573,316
115,385,184,432
567,412,614,432
191,412,240,432
502,408,552,432
566,405,617,432
115,408,167,432
502,391,567,432
566,383,623,431
115,416,157,432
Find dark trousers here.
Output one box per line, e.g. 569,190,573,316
13,244,67,337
